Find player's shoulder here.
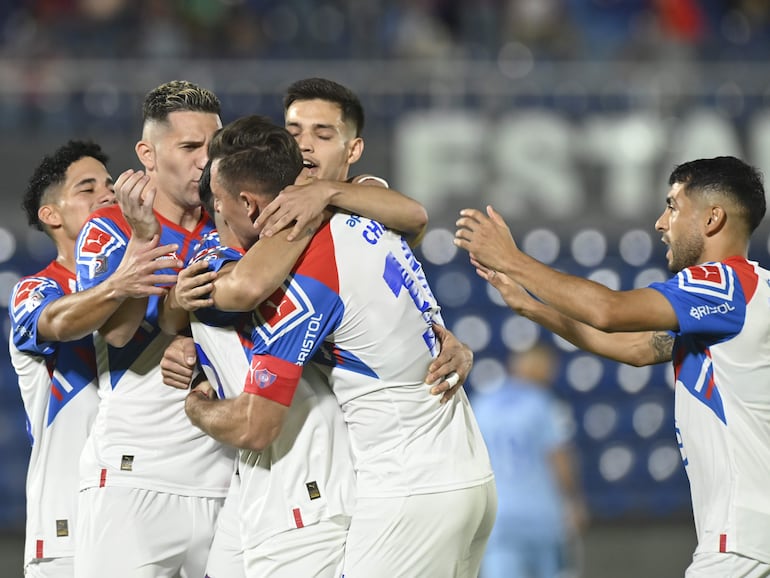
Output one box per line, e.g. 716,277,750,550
13,261,70,294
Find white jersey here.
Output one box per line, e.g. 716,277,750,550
74,205,233,497
650,257,770,564
189,242,356,550
244,213,494,499
8,261,100,565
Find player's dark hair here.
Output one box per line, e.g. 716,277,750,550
283,77,364,137
142,80,221,124
199,159,215,217
23,140,109,231
669,156,766,234
209,115,303,199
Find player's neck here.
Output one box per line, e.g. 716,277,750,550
153,192,202,231
55,241,77,274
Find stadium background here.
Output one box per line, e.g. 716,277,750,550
3,1,770,575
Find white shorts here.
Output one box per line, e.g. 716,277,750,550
75,486,223,578
243,515,350,578
686,552,770,578
25,556,74,578
343,479,497,578
205,474,244,578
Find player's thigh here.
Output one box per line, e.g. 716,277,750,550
76,486,221,578
25,557,74,578
344,480,496,578
243,515,349,578
686,552,770,578
204,485,244,578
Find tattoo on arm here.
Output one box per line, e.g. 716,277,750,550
650,331,674,363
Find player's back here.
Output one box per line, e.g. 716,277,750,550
298,214,493,498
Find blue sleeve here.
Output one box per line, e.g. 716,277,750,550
8,276,64,355
75,216,129,290
250,273,345,366
649,262,745,338
191,245,243,273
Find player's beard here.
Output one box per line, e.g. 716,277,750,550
668,229,704,273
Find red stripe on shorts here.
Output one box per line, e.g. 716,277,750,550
293,508,304,528
99,468,107,487
36,539,43,559
719,533,727,552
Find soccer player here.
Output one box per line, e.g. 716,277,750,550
72,81,236,578
185,115,497,577
455,156,770,577
9,140,177,577
255,77,428,248
164,157,470,576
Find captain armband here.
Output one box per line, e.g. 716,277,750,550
243,355,302,407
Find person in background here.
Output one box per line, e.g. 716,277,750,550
472,343,588,578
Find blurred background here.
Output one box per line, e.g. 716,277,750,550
4,0,770,576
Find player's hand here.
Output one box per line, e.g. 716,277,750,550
426,324,473,404
185,378,218,417
109,236,180,298
160,335,197,389
115,169,160,242
454,205,519,272
473,260,533,315
254,179,332,241
175,261,217,311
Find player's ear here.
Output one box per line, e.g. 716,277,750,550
239,191,258,220
346,137,363,166
38,204,60,229
135,140,155,172
705,206,725,235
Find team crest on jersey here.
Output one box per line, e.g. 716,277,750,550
254,283,316,345
679,263,734,300
247,359,277,389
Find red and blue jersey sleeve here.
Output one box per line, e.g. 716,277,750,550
244,224,345,406
648,259,752,339
9,274,66,356
75,205,132,291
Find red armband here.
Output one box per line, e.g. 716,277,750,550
243,355,302,407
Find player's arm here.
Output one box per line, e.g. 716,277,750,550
41,236,177,343
158,260,219,334
185,376,291,452
456,206,679,333
482,266,673,366
94,172,180,344
211,227,314,312
97,237,182,347
255,176,428,246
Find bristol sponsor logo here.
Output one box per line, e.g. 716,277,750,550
689,302,735,320
253,283,316,345
247,359,277,389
